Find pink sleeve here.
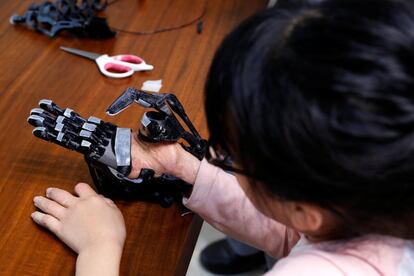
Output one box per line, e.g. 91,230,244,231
183,159,300,258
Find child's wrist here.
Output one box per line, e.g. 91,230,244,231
167,145,201,185
76,242,124,276
79,241,124,256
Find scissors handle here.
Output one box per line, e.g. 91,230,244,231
113,54,143,64
112,54,154,71
96,55,135,78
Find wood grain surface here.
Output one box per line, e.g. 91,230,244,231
0,0,265,275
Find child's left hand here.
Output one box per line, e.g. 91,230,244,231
31,183,126,254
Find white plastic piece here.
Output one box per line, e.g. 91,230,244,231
141,113,151,127
9,15,18,25
141,80,163,93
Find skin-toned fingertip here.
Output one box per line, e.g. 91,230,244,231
46,187,55,197
31,211,41,223
75,182,88,189
33,196,40,205
74,182,97,197
74,183,88,192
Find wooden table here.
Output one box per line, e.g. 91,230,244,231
0,0,265,275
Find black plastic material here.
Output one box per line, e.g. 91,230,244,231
11,0,115,38
86,157,192,207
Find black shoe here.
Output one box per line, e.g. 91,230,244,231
200,239,265,275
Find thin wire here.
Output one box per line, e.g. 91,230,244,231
108,0,208,35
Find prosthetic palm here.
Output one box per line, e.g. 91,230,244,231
28,88,207,207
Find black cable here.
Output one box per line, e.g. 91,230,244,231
108,0,208,35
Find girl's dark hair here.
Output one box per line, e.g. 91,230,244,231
205,0,414,239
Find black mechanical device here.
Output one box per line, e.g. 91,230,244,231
27,87,207,207
10,0,115,38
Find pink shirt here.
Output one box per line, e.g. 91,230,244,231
184,159,414,275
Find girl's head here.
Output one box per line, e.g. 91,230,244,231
205,0,414,240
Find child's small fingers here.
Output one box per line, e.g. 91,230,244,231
33,196,66,219
46,187,76,207
74,183,97,198
31,211,61,234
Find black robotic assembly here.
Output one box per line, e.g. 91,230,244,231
10,0,115,38
27,88,207,208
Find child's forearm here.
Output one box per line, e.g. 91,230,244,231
76,243,123,276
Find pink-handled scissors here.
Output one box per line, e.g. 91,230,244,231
60,46,154,78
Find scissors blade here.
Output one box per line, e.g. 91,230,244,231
60,46,102,61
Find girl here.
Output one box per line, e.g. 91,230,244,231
31,0,414,274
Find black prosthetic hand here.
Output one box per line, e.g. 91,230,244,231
28,89,207,208
28,99,132,176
